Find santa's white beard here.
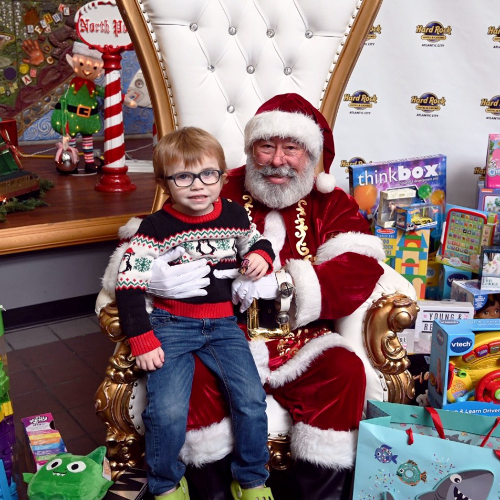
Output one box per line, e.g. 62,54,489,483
244,156,316,209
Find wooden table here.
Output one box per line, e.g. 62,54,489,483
0,138,157,255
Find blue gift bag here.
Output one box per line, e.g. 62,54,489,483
353,401,500,500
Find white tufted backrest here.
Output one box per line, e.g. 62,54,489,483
117,0,382,207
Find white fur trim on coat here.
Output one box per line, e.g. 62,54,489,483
101,217,143,296
316,232,385,264
180,417,234,467
315,171,336,193
262,210,286,270
290,421,357,469
286,259,322,328
266,333,353,388
249,340,271,385
244,110,323,160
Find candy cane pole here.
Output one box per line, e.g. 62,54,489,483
95,50,136,192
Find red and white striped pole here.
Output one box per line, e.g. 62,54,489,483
95,50,136,192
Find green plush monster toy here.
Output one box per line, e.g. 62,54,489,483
23,446,113,500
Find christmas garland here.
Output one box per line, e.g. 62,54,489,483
0,179,54,222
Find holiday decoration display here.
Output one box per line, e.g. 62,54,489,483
74,0,137,192
51,41,104,174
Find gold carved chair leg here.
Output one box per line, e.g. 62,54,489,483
363,293,420,405
95,302,144,480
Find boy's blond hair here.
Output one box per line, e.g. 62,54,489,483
153,127,227,191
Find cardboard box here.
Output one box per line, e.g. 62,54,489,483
428,318,500,415
349,154,446,251
21,413,67,471
485,134,500,188
476,182,500,245
415,299,475,341
439,264,472,299
395,203,439,232
479,246,500,291
376,187,416,228
451,279,500,318
425,259,441,299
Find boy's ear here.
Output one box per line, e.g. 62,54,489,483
221,172,228,184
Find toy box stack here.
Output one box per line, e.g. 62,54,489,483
428,318,500,416
451,279,499,318
21,413,67,471
0,307,16,496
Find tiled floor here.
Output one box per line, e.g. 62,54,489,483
4,313,112,499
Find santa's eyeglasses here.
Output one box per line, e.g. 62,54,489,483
165,170,224,187
252,143,305,166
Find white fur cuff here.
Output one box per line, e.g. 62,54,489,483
316,232,385,264
180,418,234,467
286,259,321,328
290,422,357,469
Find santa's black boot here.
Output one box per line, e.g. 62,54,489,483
184,454,233,500
293,459,354,500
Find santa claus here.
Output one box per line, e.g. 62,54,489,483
102,93,386,499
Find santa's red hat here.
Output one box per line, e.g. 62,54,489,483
244,93,336,193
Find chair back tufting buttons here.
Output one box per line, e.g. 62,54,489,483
227,105,235,113
284,67,292,75
266,29,275,38
189,23,198,31
305,30,313,39
228,26,237,35
247,65,255,74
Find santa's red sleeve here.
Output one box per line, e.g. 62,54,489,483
286,188,385,328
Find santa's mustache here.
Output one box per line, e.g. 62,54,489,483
258,165,297,178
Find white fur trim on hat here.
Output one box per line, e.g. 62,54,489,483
315,171,336,193
316,232,386,263
180,418,234,466
72,41,102,60
290,422,357,469
244,110,323,160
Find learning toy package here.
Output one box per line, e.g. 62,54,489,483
349,155,446,251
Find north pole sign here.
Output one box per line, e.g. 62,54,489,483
75,0,132,52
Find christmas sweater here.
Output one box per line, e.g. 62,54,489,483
115,198,274,356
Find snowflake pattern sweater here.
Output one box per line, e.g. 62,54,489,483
115,198,274,356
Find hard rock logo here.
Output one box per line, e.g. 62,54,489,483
340,157,367,169
416,21,452,42
480,95,500,115
343,90,377,110
411,93,446,113
367,25,381,40
487,25,500,43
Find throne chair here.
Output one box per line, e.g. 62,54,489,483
95,0,418,481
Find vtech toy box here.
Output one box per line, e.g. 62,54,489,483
428,318,500,416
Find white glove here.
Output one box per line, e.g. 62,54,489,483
230,273,279,313
148,247,210,299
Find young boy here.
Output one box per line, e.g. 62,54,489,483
115,127,275,500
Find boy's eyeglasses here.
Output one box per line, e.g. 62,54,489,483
253,144,304,166
165,170,224,187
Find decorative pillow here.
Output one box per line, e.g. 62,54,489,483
23,446,113,500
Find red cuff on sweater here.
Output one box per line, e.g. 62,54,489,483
246,249,274,274
129,330,161,357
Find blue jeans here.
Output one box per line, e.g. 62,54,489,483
144,309,269,495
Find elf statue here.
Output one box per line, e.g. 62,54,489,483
51,41,104,175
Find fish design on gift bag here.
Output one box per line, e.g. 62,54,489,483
375,444,398,464
396,460,427,486
415,469,493,500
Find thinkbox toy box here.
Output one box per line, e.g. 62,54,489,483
349,154,446,251
428,318,500,416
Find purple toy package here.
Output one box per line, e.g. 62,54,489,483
349,155,446,250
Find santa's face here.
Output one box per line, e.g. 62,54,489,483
245,136,315,209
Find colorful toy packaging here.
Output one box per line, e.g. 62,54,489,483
451,280,500,318
485,134,500,188
439,264,472,299
428,318,500,416
436,204,498,273
21,413,67,471
479,246,500,291
349,154,446,251
376,187,416,228
395,203,440,232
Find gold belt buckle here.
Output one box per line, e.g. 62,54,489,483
76,104,92,117
247,299,291,341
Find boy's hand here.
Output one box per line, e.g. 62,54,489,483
244,253,269,280
135,347,165,371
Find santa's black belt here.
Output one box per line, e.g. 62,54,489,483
54,103,98,117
